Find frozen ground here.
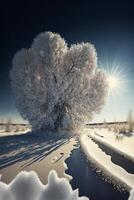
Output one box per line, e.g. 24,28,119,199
88,128,134,161
80,132,134,191
0,131,77,184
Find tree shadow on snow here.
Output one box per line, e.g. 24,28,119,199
0,130,71,169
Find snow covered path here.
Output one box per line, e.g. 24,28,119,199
89,128,134,162
80,133,134,191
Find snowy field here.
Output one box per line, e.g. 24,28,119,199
0,128,31,137
0,128,134,200
80,130,134,191
0,131,77,184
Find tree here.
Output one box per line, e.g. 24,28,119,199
5,118,12,132
10,32,108,131
0,118,4,130
127,109,133,132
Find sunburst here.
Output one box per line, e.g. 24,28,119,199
100,60,130,101
107,64,124,93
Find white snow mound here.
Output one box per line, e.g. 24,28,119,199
0,170,88,200
128,189,134,200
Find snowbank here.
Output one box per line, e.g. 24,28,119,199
80,133,134,191
128,189,134,200
89,128,134,161
0,170,88,200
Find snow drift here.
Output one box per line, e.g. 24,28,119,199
128,189,134,200
10,31,108,130
0,170,88,200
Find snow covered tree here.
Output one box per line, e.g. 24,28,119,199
10,32,108,131
127,109,133,132
0,118,4,130
5,118,12,132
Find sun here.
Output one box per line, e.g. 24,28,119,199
105,63,128,97
107,74,120,90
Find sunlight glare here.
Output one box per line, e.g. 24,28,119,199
107,74,120,90
105,63,129,100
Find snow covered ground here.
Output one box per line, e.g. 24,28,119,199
0,128,31,137
80,132,134,191
88,128,134,161
0,132,77,184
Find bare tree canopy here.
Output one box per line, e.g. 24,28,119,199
10,32,108,130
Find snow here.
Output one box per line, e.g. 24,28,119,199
89,128,134,161
51,153,64,163
80,133,134,190
0,133,77,184
128,189,134,200
0,128,31,137
0,170,89,200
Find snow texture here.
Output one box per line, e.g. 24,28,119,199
10,31,108,130
128,189,134,200
89,128,134,161
0,170,88,200
80,133,134,190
